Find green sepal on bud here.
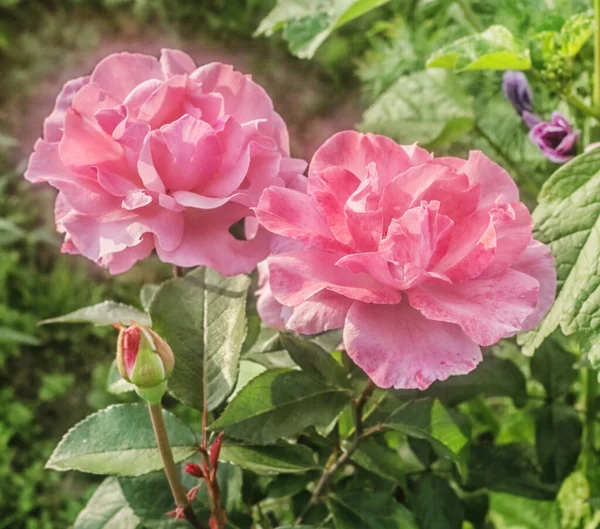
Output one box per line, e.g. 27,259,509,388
116,323,174,403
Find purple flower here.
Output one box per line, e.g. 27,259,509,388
529,112,580,163
503,71,534,116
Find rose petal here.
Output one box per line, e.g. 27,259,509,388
59,108,126,172
150,115,221,192
478,201,532,278
255,186,353,254
461,151,520,208
285,290,353,335
99,234,155,274
309,130,411,186
268,249,401,307
432,207,497,282
408,268,539,345
308,166,359,246
160,49,196,76
155,203,270,274
43,76,90,142
26,140,120,215
90,52,163,103
256,261,286,329
511,240,556,331
343,301,482,389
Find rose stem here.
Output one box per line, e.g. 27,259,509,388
594,0,600,110
147,402,207,529
294,380,376,526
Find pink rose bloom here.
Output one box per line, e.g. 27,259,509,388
255,131,556,389
25,49,306,275
255,261,287,329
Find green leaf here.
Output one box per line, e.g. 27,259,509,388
520,148,600,355
412,474,464,529
384,398,469,460
396,355,527,407
532,31,559,65
211,368,352,444
140,284,159,312
426,25,531,71
150,267,251,411
118,468,195,525
266,473,315,498
256,0,390,59
107,361,135,394
462,493,490,529
488,492,560,529
280,333,350,388
560,13,594,57
328,491,418,529
219,442,317,474
242,321,281,356
120,461,244,526
359,69,474,148
46,404,197,476
227,360,267,401
530,340,577,398
351,436,405,483
0,218,25,245
535,404,582,483
74,478,140,529
465,443,557,500
557,472,593,529
40,301,150,327
0,326,41,345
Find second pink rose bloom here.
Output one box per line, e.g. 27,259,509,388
25,49,306,275
255,131,557,390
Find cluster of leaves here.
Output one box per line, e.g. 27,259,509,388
44,262,593,529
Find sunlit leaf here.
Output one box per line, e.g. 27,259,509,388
426,25,531,71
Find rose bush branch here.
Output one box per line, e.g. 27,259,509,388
294,380,376,526
116,323,206,527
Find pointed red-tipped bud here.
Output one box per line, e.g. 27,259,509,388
209,516,219,529
185,463,204,479
187,485,201,501
209,432,224,470
167,507,185,519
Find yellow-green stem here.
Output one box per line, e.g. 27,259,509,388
584,369,598,474
594,0,600,109
148,403,205,529
455,0,484,32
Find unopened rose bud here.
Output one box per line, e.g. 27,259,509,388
209,433,224,470
187,485,201,501
185,463,204,479
116,323,174,402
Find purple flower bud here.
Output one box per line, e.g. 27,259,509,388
529,112,580,163
522,111,541,129
503,71,534,116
